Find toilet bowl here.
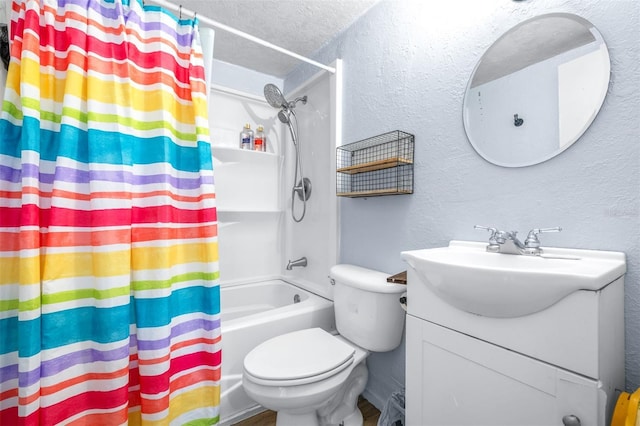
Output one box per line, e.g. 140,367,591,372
243,329,369,425
241,264,406,426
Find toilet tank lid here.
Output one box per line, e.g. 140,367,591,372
329,264,406,294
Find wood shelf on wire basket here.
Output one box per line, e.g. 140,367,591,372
336,188,413,198
336,157,413,175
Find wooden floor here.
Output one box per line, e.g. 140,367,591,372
233,396,380,426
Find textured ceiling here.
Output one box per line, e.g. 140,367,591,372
178,0,378,77
472,14,597,87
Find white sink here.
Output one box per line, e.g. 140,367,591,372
401,241,626,318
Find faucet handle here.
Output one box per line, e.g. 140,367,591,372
474,225,496,234
474,225,502,252
525,227,562,248
474,225,498,241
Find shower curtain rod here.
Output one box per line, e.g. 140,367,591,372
147,0,337,74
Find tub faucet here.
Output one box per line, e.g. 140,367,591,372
286,256,307,270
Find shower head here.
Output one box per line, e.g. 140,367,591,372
264,84,287,109
264,83,308,111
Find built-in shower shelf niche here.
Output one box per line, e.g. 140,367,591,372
212,145,281,160
336,130,414,197
212,146,283,212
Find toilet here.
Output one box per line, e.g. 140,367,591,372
242,264,407,426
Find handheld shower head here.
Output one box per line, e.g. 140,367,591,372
264,84,310,222
278,109,290,124
264,84,287,109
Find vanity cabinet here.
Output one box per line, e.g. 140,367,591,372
407,316,600,425
404,265,625,426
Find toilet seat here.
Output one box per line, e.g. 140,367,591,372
244,328,356,387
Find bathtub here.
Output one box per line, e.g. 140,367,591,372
218,279,335,425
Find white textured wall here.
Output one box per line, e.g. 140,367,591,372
287,0,640,406
0,0,8,25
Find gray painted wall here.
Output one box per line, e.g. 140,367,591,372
287,0,640,407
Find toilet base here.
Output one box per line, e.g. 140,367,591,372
340,407,364,426
276,411,320,426
275,407,364,426
318,363,368,425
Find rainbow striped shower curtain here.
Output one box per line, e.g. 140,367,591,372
0,0,221,424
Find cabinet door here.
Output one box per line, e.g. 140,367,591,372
406,316,604,426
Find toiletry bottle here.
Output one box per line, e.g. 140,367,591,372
239,123,253,150
254,125,265,152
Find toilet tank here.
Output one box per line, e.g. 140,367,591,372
329,264,406,352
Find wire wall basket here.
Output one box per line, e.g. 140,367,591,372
337,130,414,197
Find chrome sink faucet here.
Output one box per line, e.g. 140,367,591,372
474,225,562,256
286,256,307,270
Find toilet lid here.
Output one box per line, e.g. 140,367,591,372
244,328,355,381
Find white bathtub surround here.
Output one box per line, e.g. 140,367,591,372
199,27,215,97
283,63,342,299
209,62,341,295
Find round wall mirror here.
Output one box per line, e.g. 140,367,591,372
462,13,610,167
